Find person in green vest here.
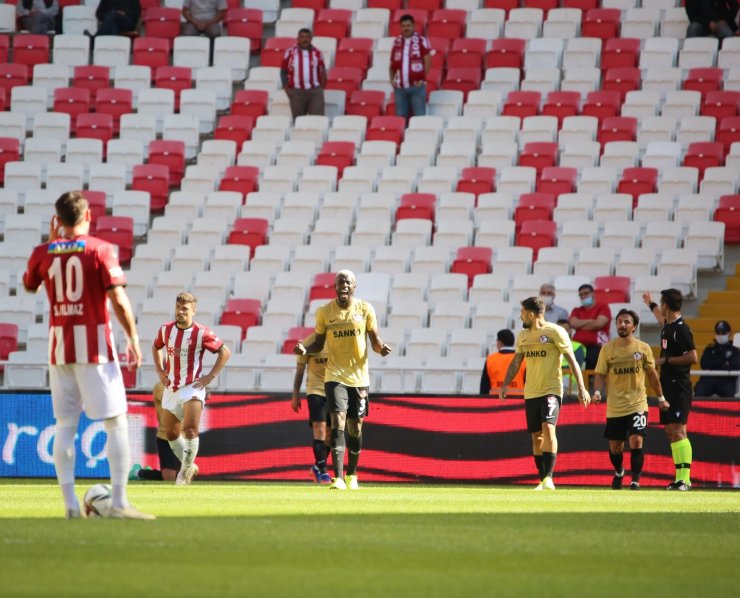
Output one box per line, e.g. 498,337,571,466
558,319,586,397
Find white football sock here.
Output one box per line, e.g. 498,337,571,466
169,435,186,463
182,436,199,470
53,415,80,510
104,414,130,509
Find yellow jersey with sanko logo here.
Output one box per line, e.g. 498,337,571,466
594,338,654,418
298,334,329,397
315,298,378,387
515,323,572,399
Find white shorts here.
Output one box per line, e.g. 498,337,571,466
162,384,206,421
49,362,127,421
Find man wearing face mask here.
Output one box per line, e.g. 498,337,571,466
694,321,740,398
569,284,612,371
540,283,569,324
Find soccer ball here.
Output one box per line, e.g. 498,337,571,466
83,484,113,518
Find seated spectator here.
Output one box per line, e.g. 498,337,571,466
86,0,140,37
182,0,227,38
686,0,738,39
17,0,58,35
540,283,569,324
480,329,525,396
569,283,611,371
694,320,740,397
558,319,586,397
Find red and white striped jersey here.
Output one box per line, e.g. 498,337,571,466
281,45,326,89
23,235,126,365
153,321,224,391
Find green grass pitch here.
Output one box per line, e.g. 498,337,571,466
0,480,738,597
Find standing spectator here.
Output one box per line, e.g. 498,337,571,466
182,0,227,38
480,329,525,396
280,28,327,121
17,0,58,35
694,320,740,398
685,0,738,39
499,297,590,490
86,0,140,37
569,283,611,371
389,13,431,120
643,289,698,491
295,270,392,490
22,191,154,519
152,292,231,486
291,333,332,484
592,309,664,491
540,283,569,324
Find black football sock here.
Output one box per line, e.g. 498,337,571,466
331,429,345,479
346,433,362,476
630,448,644,482
312,439,328,473
534,454,544,479
542,452,557,478
609,451,624,474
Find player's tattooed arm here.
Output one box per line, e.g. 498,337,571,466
499,353,525,400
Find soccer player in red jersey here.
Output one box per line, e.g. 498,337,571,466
153,292,230,485
23,191,154,519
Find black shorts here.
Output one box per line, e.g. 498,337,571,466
157,436,179,471
525,394,561,433
660,377,693,425
306,393,331,426
604,412,648,440
325,381,369,419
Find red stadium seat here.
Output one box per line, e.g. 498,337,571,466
456,167,496,198
523,0,558,17
617,167,658,204
314,9,353,40
281,326,315,354
594,275,630,304
514,193,556,233
85,190,107,232
96,216,134,264
516,219,556,260
537,167,578,196
261,37,294,68
224,9,264,52
0,64,30,95
219,165,260,197
396,193,436,222
213,115,255,146
447,38,487,70
0,137,20,185
389,9,428,37
230,90,269,119
12,34,50,67
598,116,638,145
227,217,269,255
581,8,621,40
54,88,91,131
702,91,740,120
428,9,467,40
0,35,9,63
714,195,740,243
519,142,558,174
335,38,373,75
602,67,641,100
601,38,640,71
73,65,111,93
542,91,580,125
309,272,338,301
683,142,725,178
143,7,182,40
683,68,723,98
562,0,598,9
132,164,170,211
94,88,133,134
325,67,363,98
503,90,541,118
347,90,386,119
366,115,406,146
292,0,326,9
220,299,262,340
147,140,185,187
154,66,192,110
581,90,621,122
426,37,449,71
450,247,493,287
483,0,518,16
315,141,355,176
717,116,740,152
368,0,401,9
408,0,443,13
75,113,114,144
487,38,526,70
0,322,19,364
442,67,482,100
0,88,5,112
132,37,171,70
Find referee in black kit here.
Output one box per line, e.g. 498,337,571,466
642,289,698,490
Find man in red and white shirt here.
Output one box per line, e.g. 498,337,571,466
153,292,230,485
389,14,431,120
280,27,327,120
23,191,154,520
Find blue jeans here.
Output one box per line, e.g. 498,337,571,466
687,21,734,39
394,84,427,119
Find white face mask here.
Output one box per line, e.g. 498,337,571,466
716,334,730,344
541,295,553,307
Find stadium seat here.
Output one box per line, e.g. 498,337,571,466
598,116,638,145
0,64,30,96
0,137,20,185
593,275,630,304
12,35,50,68
515,219,556,260
0,322,19,363
154,66,192,110
701,91,740,120
502,90,541,119
450,247,493,287
73,65,110,94
683,68,723,98
76,113,114,145
94,88,133,134
581,8,621,40
347,90,386,119
214,115,255,147
131,164,170,212
95,216,134,264
617,167,658,204
227,217,269,255
717,117,740,152
92,35,130,69
220,299,262,341
132,37,171,70
602,67,641,101
581,90,621,122
53,88,91,131
225,9,264,52
147,140,186,187
487,38,526,70
537,167,577,196
143,7,181,40
518,142,558,174
683,142,725,179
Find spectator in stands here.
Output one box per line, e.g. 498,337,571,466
558,319,586,397
685,0,739,39
281,28,327,121
85,0,140,38
17,0,58,35
569,284,611,371
182,0,227,38
389,13,431,120
540,283,569,324
480,329,524,396
694,320,740,397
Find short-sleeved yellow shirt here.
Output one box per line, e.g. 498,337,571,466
515,322,573,399
595,337,654,417
297,334,328,397
315,298,377,387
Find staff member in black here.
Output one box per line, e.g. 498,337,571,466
642,289,698,490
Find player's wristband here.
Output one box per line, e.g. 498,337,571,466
657,396,667,403
649,302,658,311
128,335,140,345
